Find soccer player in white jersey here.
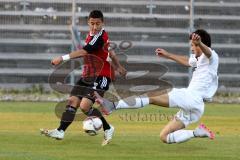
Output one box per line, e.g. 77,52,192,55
94,29,219,144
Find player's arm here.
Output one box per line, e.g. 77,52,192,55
155,48,190,67
109,50,127,77
51,49,88,65
191,33,212,58
51,34,104,66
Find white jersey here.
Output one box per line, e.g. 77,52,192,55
187,49,219,100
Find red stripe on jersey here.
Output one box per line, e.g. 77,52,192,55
82,30,114,80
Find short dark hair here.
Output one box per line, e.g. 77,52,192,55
190,29,211,47
88,10,104,21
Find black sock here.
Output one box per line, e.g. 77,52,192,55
57,105,77,131
86,107,110,131
100,116,111,131
193,131,197,137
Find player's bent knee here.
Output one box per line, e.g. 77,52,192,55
67,96,80,107
79,98,94,114
79,106,90,113
159,132,168,143
79,103,92,114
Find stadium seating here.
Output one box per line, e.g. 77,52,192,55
0,0,239,92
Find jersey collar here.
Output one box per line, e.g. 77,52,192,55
90,28,105,36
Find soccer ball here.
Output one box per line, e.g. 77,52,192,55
82,116,102,136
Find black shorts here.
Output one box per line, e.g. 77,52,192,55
70,76,111,102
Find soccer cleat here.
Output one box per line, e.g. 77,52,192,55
94,91,116,115
40,128,64,140
102,125,114,146
193,123,215,140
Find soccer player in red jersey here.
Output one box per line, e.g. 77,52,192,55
41,10,126,146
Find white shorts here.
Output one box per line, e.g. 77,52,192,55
168,88,204,127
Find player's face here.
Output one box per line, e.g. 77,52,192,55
190,41,202,57
88,18,104,35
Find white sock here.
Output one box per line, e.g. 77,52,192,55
167,130,194,144
115,95,149,109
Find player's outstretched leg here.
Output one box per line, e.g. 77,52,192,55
94,91,150,115
94,91,116,115
193,123,215,139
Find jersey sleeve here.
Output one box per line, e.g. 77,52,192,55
209,49,219,75
209,49,218,63
83,31,104,53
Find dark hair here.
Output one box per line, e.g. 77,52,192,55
88,10,104,21
190,29,211,47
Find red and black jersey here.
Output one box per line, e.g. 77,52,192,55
82,28,114,80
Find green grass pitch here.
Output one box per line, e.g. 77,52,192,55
0,102,240,160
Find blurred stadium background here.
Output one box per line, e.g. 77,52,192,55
0,1,240,159
0,0,239,97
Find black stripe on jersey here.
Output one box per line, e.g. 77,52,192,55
89,29,103,45
83,29,104,53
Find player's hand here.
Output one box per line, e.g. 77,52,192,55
155,48,169,58
117,66,127,78
51,56,63,66
191,33,201,45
